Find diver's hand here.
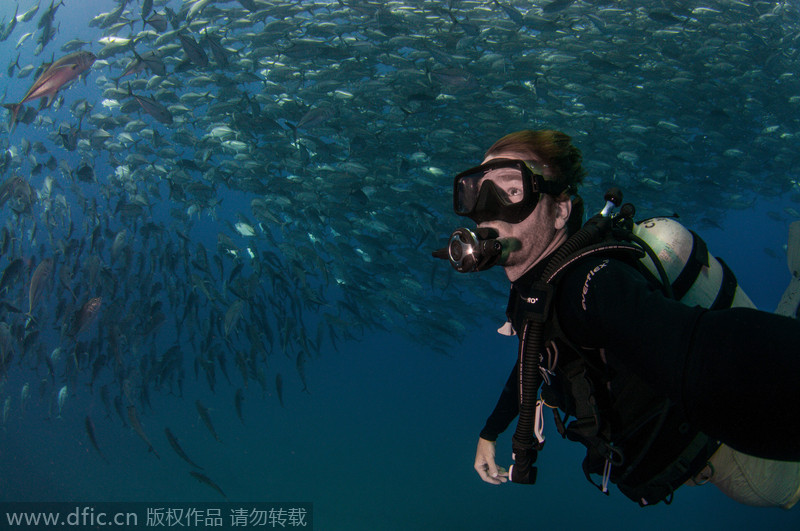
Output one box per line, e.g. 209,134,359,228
474,437,508,484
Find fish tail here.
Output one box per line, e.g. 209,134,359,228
23,312,38,328
2,103,21,134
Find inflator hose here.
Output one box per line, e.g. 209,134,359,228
510,319,543,484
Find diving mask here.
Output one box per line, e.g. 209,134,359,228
453,158,566,224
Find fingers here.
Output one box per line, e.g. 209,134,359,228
492,465,509,483
474,461,496,484
475,461,509,484
475,438,509,485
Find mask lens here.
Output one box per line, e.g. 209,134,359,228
453,159,539,223
484,166,525,204
455,173,481,216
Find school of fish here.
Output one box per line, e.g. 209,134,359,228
1,0,800,499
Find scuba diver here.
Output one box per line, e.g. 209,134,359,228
434,130,800,508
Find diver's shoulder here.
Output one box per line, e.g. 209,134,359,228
557,254,639,283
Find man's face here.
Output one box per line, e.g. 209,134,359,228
476,150,568,280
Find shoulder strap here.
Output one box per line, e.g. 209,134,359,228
509,214,649,485
506,242,644,331
544,242,644,285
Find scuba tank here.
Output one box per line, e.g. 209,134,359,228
632,217,755,310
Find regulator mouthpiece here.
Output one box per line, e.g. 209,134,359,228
432,227,506,272
600,187,623,217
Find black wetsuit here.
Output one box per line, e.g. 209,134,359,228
481,254,800,470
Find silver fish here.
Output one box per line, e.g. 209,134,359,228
189,471,226,499
165,427,204,469
127,405,160,458
195,400,221,443
56,385,67,417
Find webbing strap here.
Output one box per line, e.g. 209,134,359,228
636,434,720,506
710,257,738,310
671,230,709,300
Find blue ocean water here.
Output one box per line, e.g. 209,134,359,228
0,1,798,530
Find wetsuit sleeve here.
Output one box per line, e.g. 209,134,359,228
480,363,518,441
557,257,800,460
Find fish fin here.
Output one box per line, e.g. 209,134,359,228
2,103,21,134
40,94,56,110
45,64,72,74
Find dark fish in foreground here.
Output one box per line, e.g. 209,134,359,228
178,33,208,67
127,405,160,458
143,12,168,32
118,50,166,79
66,297,102,338
0,176,36,214
295,104,335,131
75,162,95,182
141,0,154,21
195,399,221,442
189,471,227,499
234,388,244,424
3,50,96,132
204,29,230,67
165,427,204,469
85,415,109,463
127,83,173,124
28,257,53,315
0,258,24,295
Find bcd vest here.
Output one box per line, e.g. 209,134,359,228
505,217,746,505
